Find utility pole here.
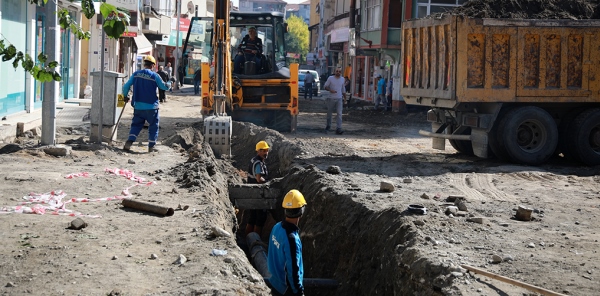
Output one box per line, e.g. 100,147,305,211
173,0,182,90
97,0,107,144
41,2,59,145
318,0,325,75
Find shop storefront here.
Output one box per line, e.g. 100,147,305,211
353,52,379,102
60,10,78,100
0,0,28,116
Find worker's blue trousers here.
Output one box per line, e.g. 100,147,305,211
127,109,160,148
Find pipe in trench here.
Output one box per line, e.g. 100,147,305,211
246,232,339,289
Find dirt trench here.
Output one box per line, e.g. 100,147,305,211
208,122,462,295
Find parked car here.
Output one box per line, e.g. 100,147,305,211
298,70,320,96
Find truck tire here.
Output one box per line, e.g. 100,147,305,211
557,108,584,162
569,108,600,166
500,106,558,165
489,108,513,162
449,127,474,156
271,110,293,133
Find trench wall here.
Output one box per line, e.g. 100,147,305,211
229,123,460,295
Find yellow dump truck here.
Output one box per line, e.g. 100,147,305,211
401,16,600,166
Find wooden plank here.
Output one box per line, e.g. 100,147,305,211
462,264,568,296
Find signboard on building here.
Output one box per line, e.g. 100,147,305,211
329,42,343,52
122,31,138,37
331,27,349,43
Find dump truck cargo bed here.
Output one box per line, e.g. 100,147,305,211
401,16,600,108
400,16,600,166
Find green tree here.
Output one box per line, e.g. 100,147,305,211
284,15,309,63
0,0,129,82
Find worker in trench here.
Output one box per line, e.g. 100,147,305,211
267,189,307,296
245,141,271,237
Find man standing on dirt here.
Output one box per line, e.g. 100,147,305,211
374,74,387,111
303,71,314,100
157,66,169,103
122,55,171,153
323,67,346,134
193,68,201,95
245,140,270,237
267,189,307,296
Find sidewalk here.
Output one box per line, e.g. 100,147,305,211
0,84,199,144
0,99,91,144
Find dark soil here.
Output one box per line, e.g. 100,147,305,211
443,0,600,19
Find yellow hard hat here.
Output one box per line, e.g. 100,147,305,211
143,55,156,64
255,141,270,151
282,189,307,209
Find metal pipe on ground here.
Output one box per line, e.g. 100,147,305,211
122,198,174,216
245,232,339,289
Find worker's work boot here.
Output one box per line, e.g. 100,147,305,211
123,141,133,151
148,146,158,153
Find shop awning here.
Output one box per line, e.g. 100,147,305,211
133,34,153,54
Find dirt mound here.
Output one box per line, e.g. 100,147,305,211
447,0,600,19
231,121,302,179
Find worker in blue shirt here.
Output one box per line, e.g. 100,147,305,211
122,55,170,153
267,189,307,296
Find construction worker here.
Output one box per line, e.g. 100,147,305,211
122,55,171,153
245,140,270,237
267,189,307,296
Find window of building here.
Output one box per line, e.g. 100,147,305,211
361,0,381,30
416,0,465,18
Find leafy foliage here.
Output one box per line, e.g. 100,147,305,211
1,0,131,82
284,15,309,63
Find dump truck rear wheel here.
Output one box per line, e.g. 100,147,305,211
489,108,513,161
569,108,600,166
500,106,558,165
557,108,584,162
449,127,474,156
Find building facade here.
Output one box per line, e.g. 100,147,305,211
239,0,287,13
0,0,175,129
310,0,465,110
285,1,311,25
0,0,86,119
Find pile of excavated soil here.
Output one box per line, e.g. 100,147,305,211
446,0,600,19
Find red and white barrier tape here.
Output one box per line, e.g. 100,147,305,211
0,168,156,218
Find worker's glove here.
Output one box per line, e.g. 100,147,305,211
166,81,172,89
123,96,130,103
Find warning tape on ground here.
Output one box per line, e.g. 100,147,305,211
0,168,155,217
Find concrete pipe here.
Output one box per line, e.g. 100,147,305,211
122,198,174,216
245,232,339,289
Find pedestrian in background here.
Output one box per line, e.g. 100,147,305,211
177,64,185,87
323,67,346,135
157,66,169,103
267,189,307,296
193,68,201,95
374,74,387,111
122,55,170,153
245,141,271,237
303,71,314,100
344,63,352,80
